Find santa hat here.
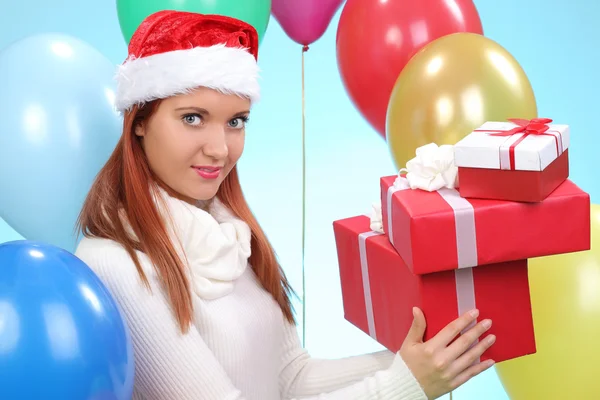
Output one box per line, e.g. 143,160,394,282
114,10,260,113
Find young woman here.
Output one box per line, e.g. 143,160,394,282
75,10,495,400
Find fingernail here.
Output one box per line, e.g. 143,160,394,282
486,359,495,367
487,335,496,344
470,309,479,318
412,307,417,317
482,319,492,329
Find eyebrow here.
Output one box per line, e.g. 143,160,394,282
174,106,250,118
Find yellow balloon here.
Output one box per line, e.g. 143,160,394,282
386,32,538,169
495,203,600,399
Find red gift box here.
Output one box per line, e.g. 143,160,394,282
457,150,569,203
381,176,590,275
333,215,536,363
453,118,569,202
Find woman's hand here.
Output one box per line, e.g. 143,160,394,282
399,307,495,399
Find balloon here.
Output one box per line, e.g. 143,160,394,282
495,203,600,399
386,32,537,169
117,0,272,45
272,0,344,46
0,0,126,65
0,240,134,399
336,0,483,138
0,33,121,253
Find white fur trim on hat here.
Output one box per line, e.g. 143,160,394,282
114,43,260,112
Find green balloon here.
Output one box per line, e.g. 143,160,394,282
117,0,272,45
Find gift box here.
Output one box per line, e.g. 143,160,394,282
333,215,536,363
381,175,590,275
453,118,569,202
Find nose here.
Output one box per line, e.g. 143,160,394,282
202,125,228,160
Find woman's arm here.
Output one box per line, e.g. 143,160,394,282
77,239,249,400
278,320,427,400
78,239,428,400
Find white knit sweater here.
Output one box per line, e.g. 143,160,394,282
74,189,427,400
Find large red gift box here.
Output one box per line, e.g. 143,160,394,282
453,119,569,202
381,176,590,275
333,215,536,363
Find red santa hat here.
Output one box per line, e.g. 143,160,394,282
115,10,260,113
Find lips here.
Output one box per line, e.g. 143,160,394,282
192,165,223,180
193,166,221,172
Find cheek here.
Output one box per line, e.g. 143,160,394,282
144,123,195,172
227,134,245,163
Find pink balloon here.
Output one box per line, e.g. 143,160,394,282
272,0,344,46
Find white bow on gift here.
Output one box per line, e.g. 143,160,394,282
369,143,459,233
399,143,459,191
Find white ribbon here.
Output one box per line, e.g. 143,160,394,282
436,188,478,269
386,176,411,246
358,230,382,340
437,189,478,351
386,176,479,352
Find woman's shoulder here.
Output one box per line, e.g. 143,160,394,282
74,236,154,287
75,237,177,334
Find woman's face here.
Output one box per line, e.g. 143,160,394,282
135,87,250,203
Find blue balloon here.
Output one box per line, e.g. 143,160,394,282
0,240,134,400
0,1,126,63
0,33,121,252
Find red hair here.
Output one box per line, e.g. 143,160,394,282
77,101,296,332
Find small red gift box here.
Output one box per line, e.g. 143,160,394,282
333,215,536,363
381,176,590,275
453,118,569,202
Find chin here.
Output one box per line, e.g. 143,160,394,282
188,184,220,202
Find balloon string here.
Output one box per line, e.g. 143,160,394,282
301,44,308,348
450,392,453,400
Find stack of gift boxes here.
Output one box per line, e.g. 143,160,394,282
333,118,591,363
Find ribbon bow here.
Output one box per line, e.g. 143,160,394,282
488,118,553,137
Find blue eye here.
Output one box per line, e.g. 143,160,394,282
182,114,202,126
228,116,249,129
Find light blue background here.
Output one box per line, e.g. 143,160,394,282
1,1,597,398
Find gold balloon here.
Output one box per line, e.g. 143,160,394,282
496,203,600,399
386,32,538,168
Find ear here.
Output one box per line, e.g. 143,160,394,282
134,121,146,137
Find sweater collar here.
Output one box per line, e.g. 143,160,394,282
152,187,252,300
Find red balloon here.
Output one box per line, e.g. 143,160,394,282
336,0,484,138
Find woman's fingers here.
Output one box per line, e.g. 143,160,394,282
450,356,496,390
443,319,492,360
403,307,428,345
427,309,480,349
447,334,496,382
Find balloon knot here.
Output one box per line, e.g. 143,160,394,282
302,45,309,52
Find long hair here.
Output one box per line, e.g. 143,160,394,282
77,101,296,332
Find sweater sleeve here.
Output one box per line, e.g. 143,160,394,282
279,321,428,400
76,239,248,400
